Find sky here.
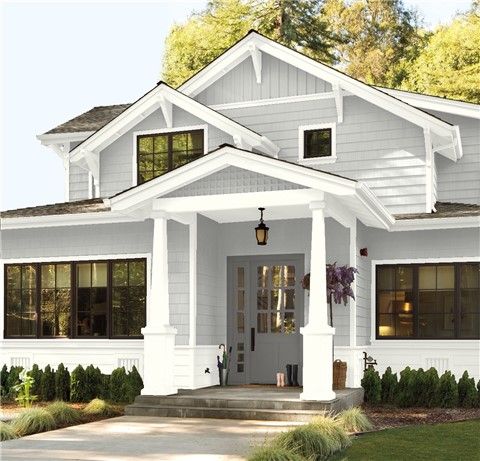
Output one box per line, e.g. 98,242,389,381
0,0,473,210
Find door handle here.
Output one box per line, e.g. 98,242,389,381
251,327,255,351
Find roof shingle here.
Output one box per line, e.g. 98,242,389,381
395,202,480,220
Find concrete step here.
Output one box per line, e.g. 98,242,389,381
125,404,324,422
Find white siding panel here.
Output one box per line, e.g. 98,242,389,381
69,165,90,201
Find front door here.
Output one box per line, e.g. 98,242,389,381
228,255,304,384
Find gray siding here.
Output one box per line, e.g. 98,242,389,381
429,111,480,205
164,166,305,198
69,165,90,201
197,214,222,345
196,53,331,106
219,96,427,214
98,106,233,198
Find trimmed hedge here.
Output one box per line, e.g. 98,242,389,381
380,367,397,404
458,371,478,408
41,365,56,402
361,368,381,404
55,363,70,402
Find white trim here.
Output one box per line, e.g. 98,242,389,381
423,128,434,212
391,215,480,231
209,92,336,111
370,256,480,343
1,253,151,264
37,131,95,144
188,214,197,347
349,219,357,348
298,122,337,165
131,125,208,187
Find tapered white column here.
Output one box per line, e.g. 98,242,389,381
142,212,177,396
301,201,336,401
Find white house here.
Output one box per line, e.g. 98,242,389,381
1,31,479,401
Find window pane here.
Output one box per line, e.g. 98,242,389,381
138,153,154,173
285,266,295,286
459,313,480,338
285,289,295,310
92,263,107,287
237,312,245,334
419,314,454,338
153,135,168,153
257,266,269,288
284,312,295,334
257,313,268,333
396,266,413,290
77,264,91,287
189,132,204,151
257,289,268,310
461,264,479,289
138,136,153,154
7,266,21,290
237,267,245,289
437,266,454,289
22,265,36,289
396,313,414,337
378,314,395,336
129,261,145,286
304,129,331,158
112,287,129,336
56,264,71,288
270,312,282,333
272,266,282,287
271,289,281,310
113,262,128,286
129,287,146,336
378,291,396,313
419,266,436,289
153,152,168,174
41,265,55,288
237,290,245,311
377,267,394,290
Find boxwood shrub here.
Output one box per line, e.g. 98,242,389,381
70,365,87,403
437,371,458,408
458,371,477,408
40,365,56,402
55,363,70,402
361,368,381,404
380,367,397,404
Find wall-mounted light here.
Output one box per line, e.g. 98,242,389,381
255,207,269,245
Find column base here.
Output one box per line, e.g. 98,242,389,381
141,325,178,396
300,324,336,401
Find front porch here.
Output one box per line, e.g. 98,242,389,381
126,385,364,421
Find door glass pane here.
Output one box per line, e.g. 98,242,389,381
237,312,245,334
272,266,282,287
257,313,267,333
284,312,295,334
257,266,269,288
257,289,268,310
270,289,281,310
285,289,295,310
285,266,295,286
237,267,245,288
237,290,245,311
270,312,281,333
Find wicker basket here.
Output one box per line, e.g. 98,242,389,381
333,359,347,390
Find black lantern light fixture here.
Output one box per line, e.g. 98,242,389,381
255,207,269,245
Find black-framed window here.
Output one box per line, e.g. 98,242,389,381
303,128,332,159
4,259,146,339
376,262,480,339
137,129,204,184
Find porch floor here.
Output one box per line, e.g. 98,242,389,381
127,386,364,422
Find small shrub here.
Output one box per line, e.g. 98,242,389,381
336,407,373,433
83,398,116,417
248,445,305,461
85,365,102,401
1,364,10,398
30,364,43,398
110,367,128,403
126,366,143,403
11,408,56,436
275,424,340,460
99,373,111,400
423,367,440,407
55,364,70,402
437,371,458,408
6,366,23,400
13,369,38,408
70,365,87,403
46,401,82,426
361,368,381,404
0,421,17,441
477,379,480,407
411,368,426,406
395,367,416,408
380,367,397,404
458,371,477,408
41,365,56,402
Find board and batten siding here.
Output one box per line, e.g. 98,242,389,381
218,96,428,214
97,106,233,198
429,111,480,205
195,53,332,106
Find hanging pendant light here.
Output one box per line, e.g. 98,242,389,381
255,207,269,245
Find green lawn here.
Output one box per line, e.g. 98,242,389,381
331,420,480,461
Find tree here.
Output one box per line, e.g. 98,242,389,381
403,6,480,103
321,0,425,87
162,0,336,87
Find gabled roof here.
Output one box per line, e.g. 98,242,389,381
69,82,280,169
178,30,463,161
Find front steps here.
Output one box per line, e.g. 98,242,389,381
126,386,364,422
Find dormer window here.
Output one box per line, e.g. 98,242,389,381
136,128,205,184
298,123,336,164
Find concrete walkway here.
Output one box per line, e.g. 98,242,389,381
1,416,300,461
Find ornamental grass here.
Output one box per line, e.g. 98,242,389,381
11,408,56,436
336,407,373,433
0,421,17,441
247,445,306,461
46,401,82,426
83,398,116,417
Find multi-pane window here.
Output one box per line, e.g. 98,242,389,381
4,259,146,339
112,261,146,337
304,128,332,159
41,264,71,337
137,130,204,184
376,263,480,339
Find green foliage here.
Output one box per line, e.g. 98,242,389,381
6,366,23,400
248,445,305,461
162,0,336,87
361,368,381,404
1,364,9,398
457,371,477,408
70,365,87,403
437,371,458,408
30,364,43,398
46,401,82,426
40,365,56,402
336,407,373,433
110,367,129,403
99,374,111,400
275,423,343,460
83,398,116,417
380,367,397,404
13,369,38,408
403,9,480,103
310,415,351,450
11,408,56,436
85,365,103,401
422,367,440,408
125,366,143,403
0,421,17,441
395,367,416,408
55,363,70,402
411,368,426,406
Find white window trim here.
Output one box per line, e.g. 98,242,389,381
298,122,337,165
370,256,480,344
131,125,208,187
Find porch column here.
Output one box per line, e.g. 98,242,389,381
301,201,336,401
141,212,178,396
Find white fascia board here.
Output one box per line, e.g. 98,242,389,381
378,88,480,120
390,215,480,231
355,183,395,229
0,211,145,230
37,131,95,145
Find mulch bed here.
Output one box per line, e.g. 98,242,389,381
365,405,480,429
